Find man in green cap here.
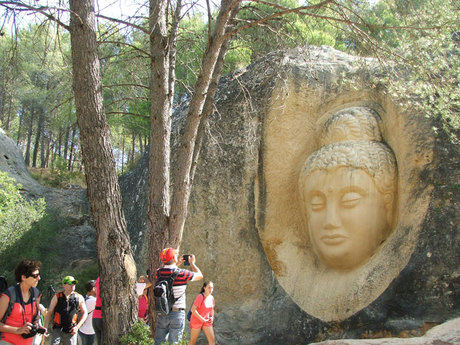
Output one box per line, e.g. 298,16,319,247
44,276,88,345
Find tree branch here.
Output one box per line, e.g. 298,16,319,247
0,1,70,30
96,14,149,34
106,111,149,119
98,40,151,58
103,83,150,90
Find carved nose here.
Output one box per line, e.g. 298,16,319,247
324,202,340,230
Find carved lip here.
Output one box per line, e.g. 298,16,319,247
320,233,348,245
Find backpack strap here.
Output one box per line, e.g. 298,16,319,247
170,269,180,282
1,285,40,324
169,269,180,302
30,286,40,323
1,286,17,323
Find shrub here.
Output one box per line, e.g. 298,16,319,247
121,321,153,345
120,321,190,345
0,171,46,253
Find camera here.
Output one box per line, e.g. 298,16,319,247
182,254,190,266
21,324,46,338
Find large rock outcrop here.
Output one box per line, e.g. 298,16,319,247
122,46,458,344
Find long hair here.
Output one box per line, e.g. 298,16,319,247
200,281,213,294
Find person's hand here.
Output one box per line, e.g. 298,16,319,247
189,254,196,265
16,322,32,335
70,326,79,335
178,255,185,266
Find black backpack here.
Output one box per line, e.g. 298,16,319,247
153,269,180,316
53,292,80,333
0,276,7,293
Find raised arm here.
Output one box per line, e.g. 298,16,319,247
188,255,203,281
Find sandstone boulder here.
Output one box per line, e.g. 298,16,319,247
123,46,458,344
311,318,460,345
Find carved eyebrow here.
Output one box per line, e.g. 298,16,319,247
306,190,325,201
339,186,368,197
310,194,325,204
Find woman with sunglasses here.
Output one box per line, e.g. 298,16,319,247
189,281,215,345
0,259,43,345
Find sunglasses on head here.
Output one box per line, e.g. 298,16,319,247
29,273,40,279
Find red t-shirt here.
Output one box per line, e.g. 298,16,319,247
93,277,102,319
190,293,214,329
1,291,37,345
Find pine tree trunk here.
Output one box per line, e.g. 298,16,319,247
68,125,76,171
44,137,51,168
24,103,35,167
32,105,45,168
63,124,70,162
68,1,138,344
147,0,171,333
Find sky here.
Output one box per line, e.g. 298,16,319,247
0,0,211,32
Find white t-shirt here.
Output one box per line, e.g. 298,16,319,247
136,283,146,296
79,295,96,335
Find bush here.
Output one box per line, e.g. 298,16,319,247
120,321,190,345
29,157,86,188
120,321,153,345
0,171,46,253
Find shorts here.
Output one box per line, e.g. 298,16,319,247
190,318,213,329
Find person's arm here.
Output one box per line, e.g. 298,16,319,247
43,294,57,332
72,295,88,334
0,294,32,335
188,255,203,281
210,296,215,322
191,304,206,322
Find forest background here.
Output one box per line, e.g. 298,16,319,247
0,0,458,343
0,0,457,182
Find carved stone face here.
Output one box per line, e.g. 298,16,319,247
301,167,389,270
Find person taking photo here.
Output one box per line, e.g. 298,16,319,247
0,259,43,345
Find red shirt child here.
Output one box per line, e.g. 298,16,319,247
190,293,214,329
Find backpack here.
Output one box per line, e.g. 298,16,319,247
187,293,204,321
153,269,180,316
0,276,7,293
1,284,40,330
53,292,81,333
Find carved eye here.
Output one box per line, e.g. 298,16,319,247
341,192,363,208
310,195,325,211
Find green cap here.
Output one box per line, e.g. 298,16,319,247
62,276,78,285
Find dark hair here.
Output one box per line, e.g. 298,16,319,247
200,281,213,294
85,280,96,293
14,259,41,283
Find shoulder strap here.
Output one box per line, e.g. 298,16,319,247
169,269,185,303
1,286,17,323
170,269,180,283
30,287,40,322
